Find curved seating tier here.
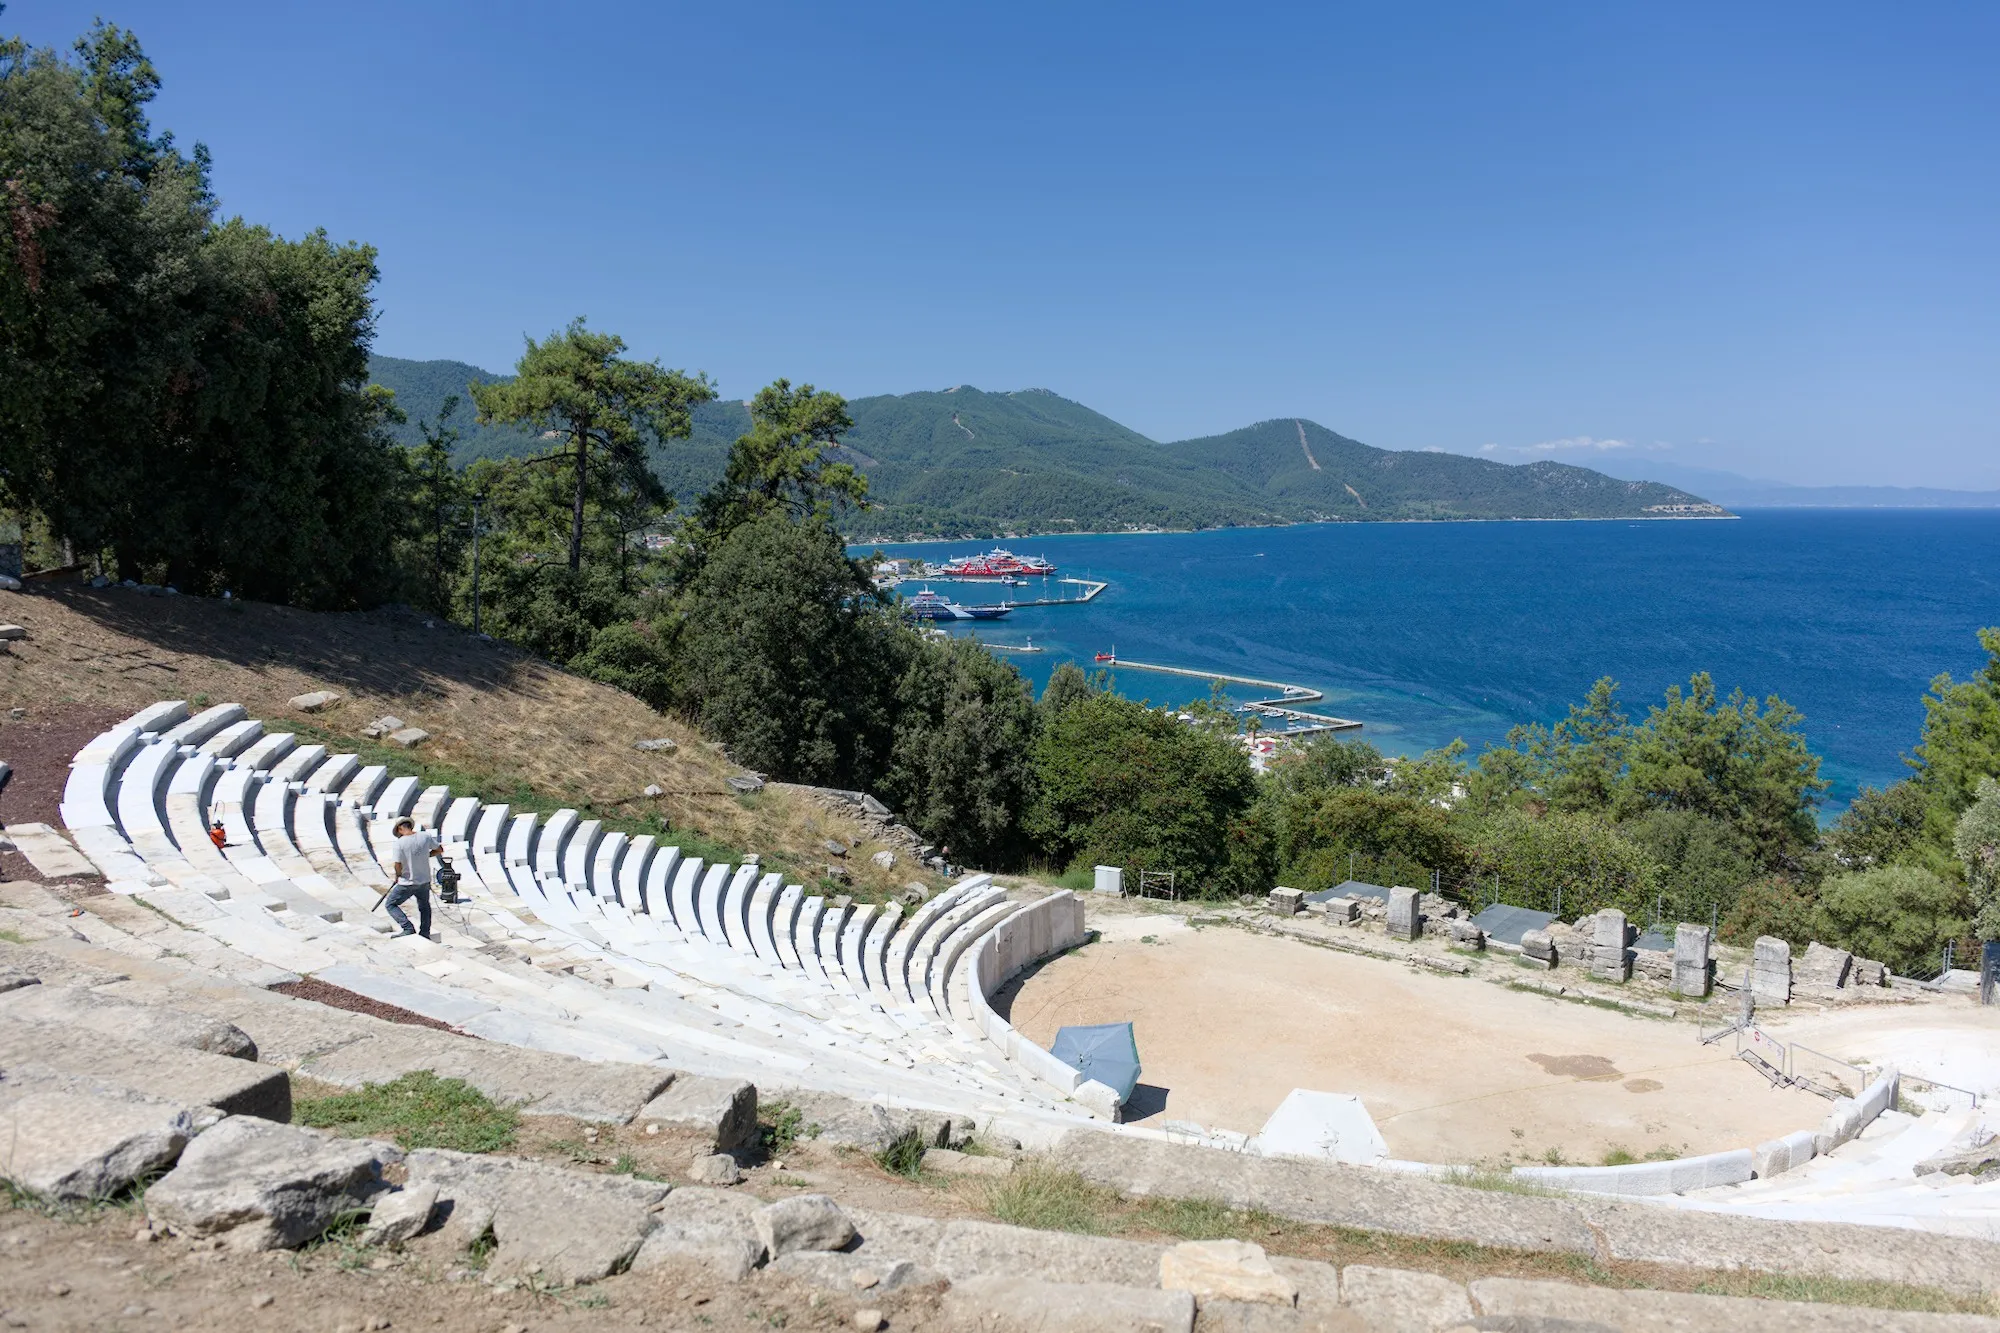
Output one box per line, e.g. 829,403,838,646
59,700,1096,1128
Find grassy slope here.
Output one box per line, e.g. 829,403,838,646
369,356,1719,534
0,581,932,899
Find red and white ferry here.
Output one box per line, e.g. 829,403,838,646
935,547,1058,578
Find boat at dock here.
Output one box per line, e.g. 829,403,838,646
902,586,1012,621
936,547,1058,578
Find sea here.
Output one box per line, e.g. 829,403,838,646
864,510,2000,811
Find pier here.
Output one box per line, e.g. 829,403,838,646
1100,657,1364,733
1000,578,1106,608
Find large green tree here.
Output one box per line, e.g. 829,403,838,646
1955,777,2000,942
881,634,1039,868
1814,865,1967,977
670,512,898,786
1909,628,2000,842
691,379,865,550
472,319,713,572
1027,690,1262,895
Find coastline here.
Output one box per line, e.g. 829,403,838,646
848,510,1740,547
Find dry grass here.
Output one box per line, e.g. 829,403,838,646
0,580,938,896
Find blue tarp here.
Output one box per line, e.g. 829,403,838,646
1050,1022,1142,1101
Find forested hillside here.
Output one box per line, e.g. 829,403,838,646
370,357,1720,535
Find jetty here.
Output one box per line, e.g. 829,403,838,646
1101,656,1363,734
1000,578,1106,608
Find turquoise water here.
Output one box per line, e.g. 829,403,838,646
866,511,2000,807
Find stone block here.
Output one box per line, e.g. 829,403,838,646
1590,908,1630,982
1386,886,1420,941
145,1116,396,1250
358,1181,438,1247
755,1193,857,1258
1915,1139,2000,1178
771,1251,926,1295
871,850,896,869
1469,1275,1959,1333
288,691,341,713
0,1013,289,1121
1671,924,1711,998
1446,918,1484,950
1267,887,1303,916
1515,1148,1754,1196
1752,1129,1818,1179
1519,928,1555,963
775,1091,953,1153
939,1276,1194,1333
631,1186,766,1280
1321,896,1359,925
1340,1265,1472,1332
362,715,404,738
636,1074,757,1151
0,1090,194,1202
1,983,258,1060
633,737,677,752
935,1219,1164,1287
1751,935,1791,1006
1850,957,1886,988
1093,865,1124,896
689,1152,743,1185
1798,940,1854,990
386,727,429,749
405,1147,667,1283
1159,1239,1297,1306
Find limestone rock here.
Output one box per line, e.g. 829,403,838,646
824,864,853,885
1321,896,1359,925
1850,957,1886,987
631,1186,766,1281
755,1193,856,1258
643,783,664,799
1520,929,1556,964
898,882,931,907
144,1116,396,1250
860,793,891,818
1751,936,1792,1006
1915,1138,2000,1178
0,1091,194,1202
726,775,765,794
825,839,848,857
778,1092,951,1153
637,1074,757,1152
362,715,404,738
773,1251,922,1294
1798,941,1854,990
1671,924,1712,998
1447,918,1484,949
358,1182,438,1247
871,850,896,870
0,575,20,592
1340,1265,1474,1331
939,1276,1195,1333
405,1148,666,1284
689,1152,743,1186
2,984,258,1060
1267,887,1303,916
1590,908,1631,983
288,691,341,713
0,966,39,994
633,737,677,752
1386,886,1420,941
1159,1239,1298,1306
386,727,429,749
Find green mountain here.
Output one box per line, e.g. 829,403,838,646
367,356,1723,535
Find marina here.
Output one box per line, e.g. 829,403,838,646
1099,655,1364,734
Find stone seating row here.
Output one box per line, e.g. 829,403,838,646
58,701,1099,1129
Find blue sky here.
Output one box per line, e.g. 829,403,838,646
18,2,2000,487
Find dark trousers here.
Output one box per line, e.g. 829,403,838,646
385,883,432,937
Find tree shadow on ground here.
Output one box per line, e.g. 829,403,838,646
38,582,528,700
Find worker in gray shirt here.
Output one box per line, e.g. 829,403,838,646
385,816,442,938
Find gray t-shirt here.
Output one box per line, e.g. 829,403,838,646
393,829,439,886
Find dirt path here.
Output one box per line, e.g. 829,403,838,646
1006,919,1827,1165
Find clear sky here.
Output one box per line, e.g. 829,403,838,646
17,2,2000,488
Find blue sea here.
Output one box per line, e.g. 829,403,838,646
865,511,2000,809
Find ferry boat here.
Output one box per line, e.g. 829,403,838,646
902,587,1012,621
936,547,1057,578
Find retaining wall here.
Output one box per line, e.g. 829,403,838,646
965,891,1093,1106
1513,1147,1753,1196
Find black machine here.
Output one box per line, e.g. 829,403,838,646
436,855,462,904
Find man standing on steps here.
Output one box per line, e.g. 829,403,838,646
385,816,441,939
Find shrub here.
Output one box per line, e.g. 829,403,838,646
1813,865,1968,977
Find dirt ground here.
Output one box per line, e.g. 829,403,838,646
1004,915,1829,1166
0,580,935,899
